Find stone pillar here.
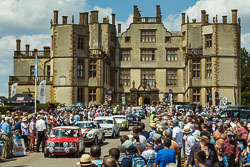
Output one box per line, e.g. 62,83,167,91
182,13,186,25
232,9,238,24
90,11,98,23
25,44,30,56
118,24,121,33
201,10,206,26
223,16,227,24
62,16,67,25
206,14,209,24
156,5,161,23
54,10,58,24
112,14,115,25
79,13,84,25
16,39,21,55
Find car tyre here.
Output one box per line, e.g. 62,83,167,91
44,151,49,158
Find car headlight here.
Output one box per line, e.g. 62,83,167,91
69,142,74,147
49,142,55,147
63,142,68,147
107,128,113,131
87,133,94,138
64,147,70,153
49,147,54,153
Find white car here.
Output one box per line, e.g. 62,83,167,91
94,117,120,138
74,121,105,145
112,115,129,130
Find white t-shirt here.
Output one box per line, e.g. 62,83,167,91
21,122,29,136
128,134,147,145
36,119,46,132
172,126,183,148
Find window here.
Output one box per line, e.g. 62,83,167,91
78,36,84,50
206,58,212,78
206,88,212,103
141,49,155,61
193,88,201,103
89,88,96,102
59,75,66,85
205,34,212,48
47,65,50,80
165,37,171,43
125,36,131,43
141,69,155,86
77,59,84,78
166,49,178,61
30,66,34,76
120,50,130,61
166,69,177,86
77,88,84,102
120,69,130,86
89,60,96,78
192,59,201,78
141,30,156,43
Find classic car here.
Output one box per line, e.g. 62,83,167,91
126,114,141,125
74,121,105,145
132,107,146,119
94,117,120,138
44,126,85,158
112,115,129,130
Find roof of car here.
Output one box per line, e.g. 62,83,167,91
95,116,114,120
76,121,95,123
52,126,80,130
112,115,126,118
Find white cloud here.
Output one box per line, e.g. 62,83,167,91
0,0,88,35
118,14,133,33
92,6,113,23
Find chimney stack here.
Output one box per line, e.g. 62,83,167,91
182,13,186,25
54,10,58,24
133,5,141,23
206,14,209,23
222,16,227,24
201,10,206,25
16,39,21,52
232,9,238,24
84,12,89,25
118,24,121,33
112,14,115,25
79,13,84,25
156,5,162,23
90,11,98,23
62,16,67,25
103,18,108,23
44,46,50,56
25,44,30,56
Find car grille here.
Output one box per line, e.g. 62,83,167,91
55,142,64,147
54,148,65,152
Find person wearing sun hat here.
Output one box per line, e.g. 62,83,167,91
76,154,96,167
183,125,197,158
148,123,157,142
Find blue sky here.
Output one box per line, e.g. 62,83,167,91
0,0,250,97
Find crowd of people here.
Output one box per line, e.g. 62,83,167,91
0,105,250,167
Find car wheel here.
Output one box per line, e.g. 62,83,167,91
100,134,105,144
74,147,80,158
44,151,49,158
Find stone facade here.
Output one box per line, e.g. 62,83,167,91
9,6,241,106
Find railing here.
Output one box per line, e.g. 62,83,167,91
89,49,103,55
9,76,53,84
141,17,157,23
14,51,50,57
187,48,203,55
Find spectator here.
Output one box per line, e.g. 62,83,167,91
154,137,176,167
141,141,157,167
90,145,103,167
154,133,164,152
1,117,11,159
183,125,197,157
76,154,97,167
21,117,29,150
213,123,227,145
117,135,129,164
29,117,36,152
215,144,228,167
138,123,149,139
222,131,239,167
194,150,207,167
36,115,46,152
108,148,120,166
103,155,117,167
133,134,146,153
235,121,249,142
148,123,157,142
187,130,219,167
128,126,146,145
172,120,183,167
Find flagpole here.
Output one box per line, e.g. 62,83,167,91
35,53,37,114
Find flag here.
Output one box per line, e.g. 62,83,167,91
39,80,46,104
35,55,38,78
138,8,143,11
11,83,18,97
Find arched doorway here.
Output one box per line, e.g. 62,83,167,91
144,97,150,105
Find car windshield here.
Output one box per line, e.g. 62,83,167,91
114,117,125,119
75,122,96,129
96,120,113,124
50,129,77,138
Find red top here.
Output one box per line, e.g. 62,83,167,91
222,139,239,158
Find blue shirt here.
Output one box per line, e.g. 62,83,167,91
148,130,156,142
2,121,11,135
155,144,164,152
247,153,250,163
93,160,103,167
155,148,176,167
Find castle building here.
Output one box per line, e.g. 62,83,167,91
9,6,241,106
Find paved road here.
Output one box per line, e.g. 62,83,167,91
1,118,150,167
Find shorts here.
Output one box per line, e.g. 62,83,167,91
22,135,28,144
29,133,35,143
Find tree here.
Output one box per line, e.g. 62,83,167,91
240,47,250,105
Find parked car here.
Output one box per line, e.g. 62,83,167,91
94,117,120,138
44,126,85,158
112,115,129,130
132,107,145,119
74,121,105,145
217,109,250,122
126,114,141,125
